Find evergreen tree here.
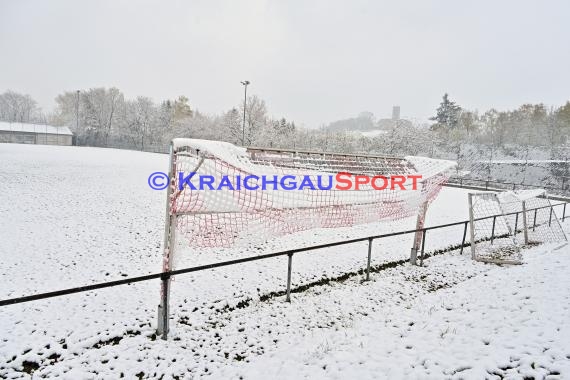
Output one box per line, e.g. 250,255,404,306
173,95,193,120
431,93,462,130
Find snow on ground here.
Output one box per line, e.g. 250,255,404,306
222,243,570,379
0,143,569,379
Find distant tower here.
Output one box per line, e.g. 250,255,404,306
392,106,400,121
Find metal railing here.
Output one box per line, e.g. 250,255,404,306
1,199,567,310
448,177,570,195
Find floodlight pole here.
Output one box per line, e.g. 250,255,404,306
240,80,250,146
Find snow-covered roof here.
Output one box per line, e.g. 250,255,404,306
0,121,73,136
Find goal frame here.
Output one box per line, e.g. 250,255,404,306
468,190,566,264
156,139,455,339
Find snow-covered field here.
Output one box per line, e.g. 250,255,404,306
0,143,569,379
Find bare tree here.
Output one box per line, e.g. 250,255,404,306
81,88,124,145
240,95,267,146
124,97,156,150
223,108,242,144
0,90,42,123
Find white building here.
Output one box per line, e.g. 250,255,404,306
0,121,73,146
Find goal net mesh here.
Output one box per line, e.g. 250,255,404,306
167,139,456,249
469,190,566,263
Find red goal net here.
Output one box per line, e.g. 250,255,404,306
163,139,456,250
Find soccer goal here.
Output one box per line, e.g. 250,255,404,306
468,189,567,264
157,138,456,338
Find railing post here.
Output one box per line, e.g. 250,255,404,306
512,183,516,190
563,203,567,222
514,212,519,236
459,221,468,254
419,229,427,266
522,201,529,245
549,206,553,226
286,253,293,302
365,238,373,281
490,215,496,244
533,209,538,231
468,193,476,259
485,180,489,190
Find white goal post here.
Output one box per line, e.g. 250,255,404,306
157,138,457,339
468,189,567,264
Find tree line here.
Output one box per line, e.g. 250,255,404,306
0,88,299,151
1,89,570,162
430,93,570,149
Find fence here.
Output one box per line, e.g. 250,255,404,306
76,139,170,154
448,177,570,196
1,195,568,337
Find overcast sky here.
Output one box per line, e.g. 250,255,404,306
1,0,569,127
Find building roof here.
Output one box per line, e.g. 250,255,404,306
0,121,73,136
